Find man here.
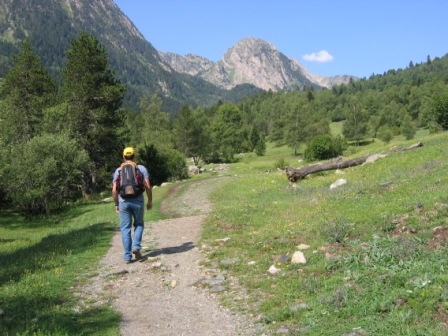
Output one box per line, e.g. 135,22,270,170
112,147,152,263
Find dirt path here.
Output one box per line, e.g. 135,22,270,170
88,178,260,335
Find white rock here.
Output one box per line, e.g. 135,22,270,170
291,251,307,264
248,261,257,265
364,153,387,164
330,178,347,190
215,237,231,242
297,244,310,250
268,265,281,274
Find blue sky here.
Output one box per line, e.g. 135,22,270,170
113,0,448,79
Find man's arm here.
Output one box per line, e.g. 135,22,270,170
145,178,153,210
112,182,119,214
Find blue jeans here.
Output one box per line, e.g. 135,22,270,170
119,199,144,261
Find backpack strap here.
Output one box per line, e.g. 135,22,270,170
120,161,138,169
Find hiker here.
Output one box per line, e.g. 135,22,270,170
112,147,152,263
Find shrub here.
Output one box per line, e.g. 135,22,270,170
377,125,393,143
3,134,88,216
304,134,346,162
433,92,448,130
138,144,188,186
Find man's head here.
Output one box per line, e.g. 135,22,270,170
123,147,135,160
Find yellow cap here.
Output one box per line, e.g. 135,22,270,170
123,147,135,157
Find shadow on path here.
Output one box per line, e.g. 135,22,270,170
142,241,195,259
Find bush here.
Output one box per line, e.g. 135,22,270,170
377,125,393,143
304,134,346,162
138,144,188,186
2,134,88,216
433,92,448,130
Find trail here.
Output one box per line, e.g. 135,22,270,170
89,178,260,335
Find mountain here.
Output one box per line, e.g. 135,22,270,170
0,0,352,113
159,37,355,91
0,0,239,112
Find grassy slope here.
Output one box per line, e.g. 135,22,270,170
2,130,447,335
201,131,448,335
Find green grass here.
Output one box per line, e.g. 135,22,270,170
200,131,448,335
2,129,447,335
0,187,168,336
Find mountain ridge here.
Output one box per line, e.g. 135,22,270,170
0,0,353,112
159,37,355,91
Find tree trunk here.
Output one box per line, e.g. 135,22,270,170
286,142,423,182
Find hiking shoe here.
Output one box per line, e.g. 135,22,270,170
132,249,142,260
125,260,132,264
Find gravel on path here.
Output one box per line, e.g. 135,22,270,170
81,177,262,335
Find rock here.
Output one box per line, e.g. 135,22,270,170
210,285,226,292
297,244,310,250
364,153,387,164
291,251,307,264
290,303,311,311
215,237,231,242
275,326,290,333
220,258,238,265
201,276,226,286
433,226,444,233
248,261,257,265
150,262,162,269
268,265,281,274
335,169,346,175
330,179,347,190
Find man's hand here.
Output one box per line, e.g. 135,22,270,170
115,205,119,214
147,201,153,211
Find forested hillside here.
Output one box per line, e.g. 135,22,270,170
0,0,261,112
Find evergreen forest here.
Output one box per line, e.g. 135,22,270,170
1,32,448,217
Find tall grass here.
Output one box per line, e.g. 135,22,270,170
201,132,448,335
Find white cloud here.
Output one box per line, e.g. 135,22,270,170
302,50,334,63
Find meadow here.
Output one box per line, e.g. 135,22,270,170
1,129,448,335
199,130,448,335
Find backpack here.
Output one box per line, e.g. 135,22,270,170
116,162,145,198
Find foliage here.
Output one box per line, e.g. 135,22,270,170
0,39,56,144
61,32,126,193
174,105,211,165
137,144,188,186
2,134,88,216
342,97,369,145
254,133,267,156
211,103,249,162
377,125,394,143
433,91,448,130
304,134,347,161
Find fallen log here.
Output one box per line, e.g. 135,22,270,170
286,142,424,182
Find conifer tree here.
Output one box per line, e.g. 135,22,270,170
0,39,56,144
61,32,125,193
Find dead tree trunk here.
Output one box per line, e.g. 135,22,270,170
286,142,423,182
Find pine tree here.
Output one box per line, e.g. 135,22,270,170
0,39,56,144
61,32,125,193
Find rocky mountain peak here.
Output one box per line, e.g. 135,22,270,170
159,37,355,91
